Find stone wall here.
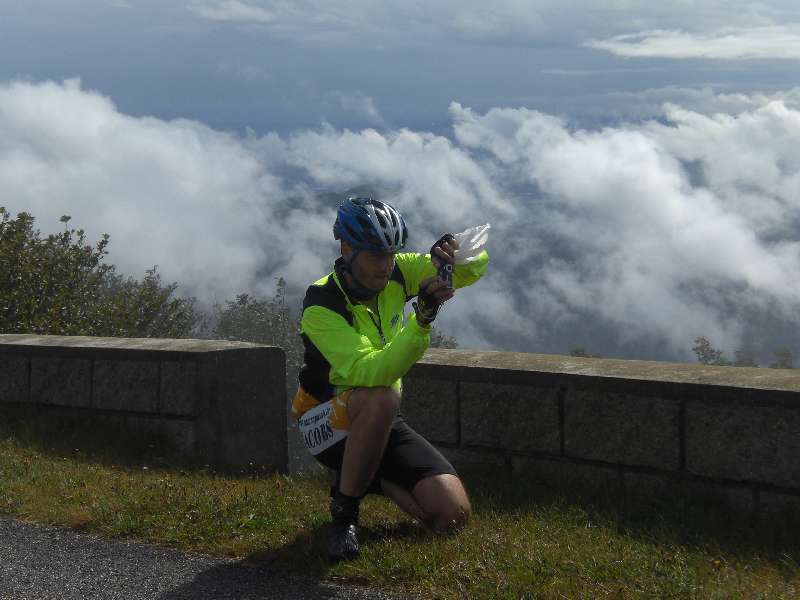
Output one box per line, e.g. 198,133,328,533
403,348,800,520
2,334,799,520
0,335,287,473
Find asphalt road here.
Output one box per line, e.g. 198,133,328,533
0,518,412,600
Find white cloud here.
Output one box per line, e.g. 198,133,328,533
4,79,800,361
540,67,668,76
189,0,550,43
281,125,510,226
588,25,800,59
182,1,800,49
0,78,504,310
194,0,274,24
0,79,282,303
326,91,385,126
646,100,800,240
447,1,547,40
450,98,800,356
569,85,800,123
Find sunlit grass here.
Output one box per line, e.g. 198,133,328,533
1,412,798,599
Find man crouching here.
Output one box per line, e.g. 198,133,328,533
291,197,489,562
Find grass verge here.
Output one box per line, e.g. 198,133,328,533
1,411,798,599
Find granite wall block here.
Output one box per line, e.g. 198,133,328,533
402,377,458,444
30,357,91,407
565,389,680,470
686,402,800,488
461,382,560,454
93,360,159,413
0,354,28,403
160,360,198,416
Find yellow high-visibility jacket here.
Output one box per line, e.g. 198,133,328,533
292,250,489,419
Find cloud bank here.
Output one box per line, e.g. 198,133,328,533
194,0,274,24
186,1,800,49
588,25,800,60
3,79,800,361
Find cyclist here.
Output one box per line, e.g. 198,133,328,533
291,197,489,562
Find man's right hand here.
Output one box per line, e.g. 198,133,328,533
413,277,455,326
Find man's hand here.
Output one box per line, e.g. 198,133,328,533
413,276,455,326
415,233,461,326
431,233,460,288
430,234,460,268
420,277,455,304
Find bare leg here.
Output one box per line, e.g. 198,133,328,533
335,388,469,532
338,387,399,497
380,474,471,532
380,479,431,524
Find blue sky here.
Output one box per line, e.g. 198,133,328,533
4,1,800,362
5,1,800,133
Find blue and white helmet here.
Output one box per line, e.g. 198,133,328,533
333,197,408,252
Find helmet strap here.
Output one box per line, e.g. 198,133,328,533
337,251,378,301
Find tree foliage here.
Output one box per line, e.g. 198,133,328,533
732,349,758,368
692,336,793,369
770,347,794,369
0,208,199,338
569,347,602,358
429,327,458,349
692,337,731,366
212,279,303,374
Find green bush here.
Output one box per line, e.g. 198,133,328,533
213,279,303,374
0,208,200,338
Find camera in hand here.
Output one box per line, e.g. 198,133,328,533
438,262,453,287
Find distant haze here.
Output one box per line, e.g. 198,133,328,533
3,79,800,364
3,1,800,363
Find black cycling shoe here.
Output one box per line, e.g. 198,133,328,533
328,492,360,563
328,522,359,562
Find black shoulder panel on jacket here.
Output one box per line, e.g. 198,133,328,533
298,274,351,403
390,262,413,301
302,274,352,325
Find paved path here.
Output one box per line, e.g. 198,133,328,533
0,518,412,600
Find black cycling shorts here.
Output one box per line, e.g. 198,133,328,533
313,414,458,495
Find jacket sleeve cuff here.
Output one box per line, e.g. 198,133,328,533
408,312,432,332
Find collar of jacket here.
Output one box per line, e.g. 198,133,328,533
333,256,378,304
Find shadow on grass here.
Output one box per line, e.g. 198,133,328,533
6,405,798,582
458,463,800,569
243,519,431,579
155,555,407,600
245,523,330,576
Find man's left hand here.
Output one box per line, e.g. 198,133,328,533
430,234,460,268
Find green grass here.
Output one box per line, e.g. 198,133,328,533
1,411,798,599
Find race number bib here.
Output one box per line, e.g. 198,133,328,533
298,400,349,455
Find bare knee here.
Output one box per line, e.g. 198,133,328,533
412,474,471,533
429,503,470,532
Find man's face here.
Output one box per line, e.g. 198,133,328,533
344,243,396,292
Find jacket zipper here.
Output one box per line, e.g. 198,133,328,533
331,271,386,346
367,304,385,346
